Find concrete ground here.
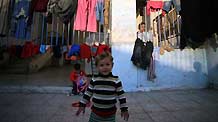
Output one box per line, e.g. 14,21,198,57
1,65,218,122
0,89,218,122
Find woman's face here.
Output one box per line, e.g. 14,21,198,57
96,57,113,75
139,24,145,32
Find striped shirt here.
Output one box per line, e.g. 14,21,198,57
80,73,128,116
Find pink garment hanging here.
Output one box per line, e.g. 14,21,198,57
74,0,89,31
73,0,97,32
146,1,164,16
87,0,97,32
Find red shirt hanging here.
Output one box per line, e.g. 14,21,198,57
80,43,91,59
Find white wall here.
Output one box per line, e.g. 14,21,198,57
206,43,218,87
111,0,209,92
111,0,137,45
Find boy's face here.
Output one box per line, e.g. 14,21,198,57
96,57,113,75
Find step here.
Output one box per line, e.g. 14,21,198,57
0,67,28,74
0,85,72,94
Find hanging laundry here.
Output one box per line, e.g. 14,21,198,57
91,44,99,57
146,1,164,16
74,0,97,32
96,0,104,25
163,0,181,13
27,0,49,25
47,0,78,24
87,0,97,32
21,41,34,58
104,0,110,30
0,0,11,36
20,41,39,58
74,0,89,31
11,0,31,40
68,44,80,57
33,44,40,55
30,12,44,42
53,45,62,58
80,43,91,59
96,44,110,55
40,45,46,54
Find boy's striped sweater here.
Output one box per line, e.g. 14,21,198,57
80,72,128,116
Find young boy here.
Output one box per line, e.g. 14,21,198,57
70,63,87,95
76,51,129,121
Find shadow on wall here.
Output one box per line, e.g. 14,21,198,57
193,62,202,73
208,64,218,87
192,62,209,87
138,60,208,91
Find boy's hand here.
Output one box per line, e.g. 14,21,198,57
76,107,85,116
121,111,129,121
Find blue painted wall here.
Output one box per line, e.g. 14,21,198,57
112,44,208,92
206,44,218,87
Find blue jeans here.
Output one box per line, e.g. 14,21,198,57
163,0,181,12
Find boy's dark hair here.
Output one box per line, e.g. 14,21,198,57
138,22,145,30
74,63,81,70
